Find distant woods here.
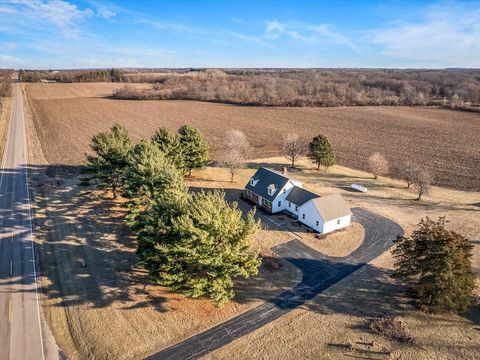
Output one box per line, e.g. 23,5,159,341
0,70,13,97
17,68,480,109
19,68,123,83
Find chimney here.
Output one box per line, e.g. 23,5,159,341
282,166,287,175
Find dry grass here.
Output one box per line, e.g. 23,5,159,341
23,83,480,359
207,254,480,360
31,174,301,360
194,159,480,360
301,223,364,257
25,82,480,191
0,96,12,160
30,156,480,360
22,85,304,360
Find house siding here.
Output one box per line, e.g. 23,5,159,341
323,214,352,234
298,200,324,232
271,181,297,213
298,201,352,234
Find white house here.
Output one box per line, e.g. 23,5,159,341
245,167,352,234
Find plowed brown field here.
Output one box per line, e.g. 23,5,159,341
26,83,480,191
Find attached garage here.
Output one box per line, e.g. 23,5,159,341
298,193,352,234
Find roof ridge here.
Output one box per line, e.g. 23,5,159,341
292,185,319,197
259,166,298,181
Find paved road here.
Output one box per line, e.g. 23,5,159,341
149,207,403,359
0,83,49,359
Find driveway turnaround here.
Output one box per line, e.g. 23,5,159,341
148,207,403,360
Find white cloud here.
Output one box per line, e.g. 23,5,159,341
96,6,115,19
2,0,93,38
265,20,285,39
0,42,18,49
0,6,17,13
224,30,274,48
0,53,25,67
368,3,480,67
263,20,359,51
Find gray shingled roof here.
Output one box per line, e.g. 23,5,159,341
285,186,319,206
311,193,352,221
245,167,290,202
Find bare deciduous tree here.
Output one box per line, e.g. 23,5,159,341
283,133,305,168
222,130,250,183
398,161,419,188
413,168,433,201
226,129,250,154
368,152,389,179
222,149,244,183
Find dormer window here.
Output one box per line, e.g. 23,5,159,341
267,184,277,196
250,178,258,186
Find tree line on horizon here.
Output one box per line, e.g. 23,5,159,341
18,68,480,108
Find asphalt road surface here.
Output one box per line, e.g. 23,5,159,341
149,207,403,359
0,83,52,359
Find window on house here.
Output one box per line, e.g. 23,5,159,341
283,188,286,193
302,214,305,220
316,221,319,226
337,219,341,225
288,202,291,207
295,206,298,211
278,201,281,207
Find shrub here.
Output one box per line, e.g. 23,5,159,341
367,316,414,343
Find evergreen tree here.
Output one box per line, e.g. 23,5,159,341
178,125,209,176
123,140,187,211
307,134,335,171
110,68,122,82
139,190,260,307
151,127,185,172
86,123,132,199
392,217,475,313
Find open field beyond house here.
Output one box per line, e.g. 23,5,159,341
26,82,480,191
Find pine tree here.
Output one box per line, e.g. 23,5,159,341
138,190,260,307
86,123,133,199
109,68,122,82
122,140,188,256
307,134,335,171
178,125,209,176
124,140,186,206
151,127,185,172
392,217,475,313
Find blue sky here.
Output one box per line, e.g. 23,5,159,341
0,0,479,69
